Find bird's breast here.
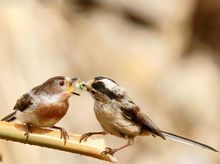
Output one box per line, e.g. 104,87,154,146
36,101,68,120
94,102,141,138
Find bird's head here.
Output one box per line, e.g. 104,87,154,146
84,76,126,103
33,76,79,100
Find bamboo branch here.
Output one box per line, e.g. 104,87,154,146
0,121,117,163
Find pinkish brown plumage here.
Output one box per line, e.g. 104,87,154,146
2,76,79,144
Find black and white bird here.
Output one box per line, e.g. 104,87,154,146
79,76,218,155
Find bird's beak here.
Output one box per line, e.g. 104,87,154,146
69,78,80,96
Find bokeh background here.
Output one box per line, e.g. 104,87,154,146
0,0,219,164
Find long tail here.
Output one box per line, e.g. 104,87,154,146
161,131,218,152
1,111,16,122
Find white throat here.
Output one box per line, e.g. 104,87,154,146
39,94,62,103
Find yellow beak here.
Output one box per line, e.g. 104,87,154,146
69,78,80,96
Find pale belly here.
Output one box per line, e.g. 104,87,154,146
16,110,61,127
94,103,141,138
16,102,68,127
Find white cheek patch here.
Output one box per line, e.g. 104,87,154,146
114,86,126,95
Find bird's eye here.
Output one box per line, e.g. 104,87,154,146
91,90,95,94
59,80,64,86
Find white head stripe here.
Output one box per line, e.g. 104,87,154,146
100,79,117,90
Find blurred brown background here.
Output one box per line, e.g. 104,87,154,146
0,0,219,164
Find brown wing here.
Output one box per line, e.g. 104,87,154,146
13,93,33,112
120,105,165,139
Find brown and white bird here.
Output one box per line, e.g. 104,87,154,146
79,76,218,155
2,76,79,143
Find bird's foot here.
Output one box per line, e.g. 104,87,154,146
79,131,105,143
79,132,93,143
52,126,69,145
24,124,32,142
60,127,69,144
101,147,117,156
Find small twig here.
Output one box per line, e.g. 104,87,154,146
0,121,117,163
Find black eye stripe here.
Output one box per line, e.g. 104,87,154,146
91,90,95,94
92,81,119,99
92,81,106,93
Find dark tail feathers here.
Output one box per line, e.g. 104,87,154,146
161,131,218,152
1,111,16,122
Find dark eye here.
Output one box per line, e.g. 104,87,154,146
59,80,64,86
91,90,95,94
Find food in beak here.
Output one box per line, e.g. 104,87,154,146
75,81,88,91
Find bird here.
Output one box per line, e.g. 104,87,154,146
79,76,218,155
1,76,79,144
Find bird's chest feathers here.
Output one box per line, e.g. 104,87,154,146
94,101,141,138
35,94,69,120
94,102,120,121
